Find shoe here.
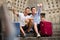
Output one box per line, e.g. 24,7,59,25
23,34,26,38
37,33,41,38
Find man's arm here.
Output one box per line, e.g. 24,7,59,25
37,3,42,15
12,8,19,16
37,7,41,15
25,17,33,25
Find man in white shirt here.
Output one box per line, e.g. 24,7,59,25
13,7,32,37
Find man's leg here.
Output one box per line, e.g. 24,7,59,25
27,20,33,32
37,24,40,32
20,26,26,36
33,23,40,37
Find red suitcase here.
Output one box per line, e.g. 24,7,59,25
40,21,52,36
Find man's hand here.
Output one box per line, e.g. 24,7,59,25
25,18,33,25
12,8,16,13
12,7,19,16
29,18,34,23
25,19,29,25
37,3,43,7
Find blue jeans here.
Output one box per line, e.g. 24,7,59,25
14,23,20,36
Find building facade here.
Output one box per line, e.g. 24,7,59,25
5,0,29,22
0,0,60,31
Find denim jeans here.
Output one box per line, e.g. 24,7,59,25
14,23,20,36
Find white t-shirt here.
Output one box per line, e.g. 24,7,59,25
18,13,31,27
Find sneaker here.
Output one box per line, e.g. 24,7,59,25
37,33,41,38
23,34,26,38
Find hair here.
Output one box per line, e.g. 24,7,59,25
25,7,30,10
40,13,45,18
31,7,35,11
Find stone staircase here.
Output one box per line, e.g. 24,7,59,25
19,23,60,40
20,37,60,40
19,30,60,40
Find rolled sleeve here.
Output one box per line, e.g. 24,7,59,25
37,7,41,16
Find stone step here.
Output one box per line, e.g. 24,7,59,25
20,37,60,40
20,33,35,37
53,30,60,33
20,31,60,37
20,30,60,37
53,30,60,36
53,33,60,37
20,33,60,37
